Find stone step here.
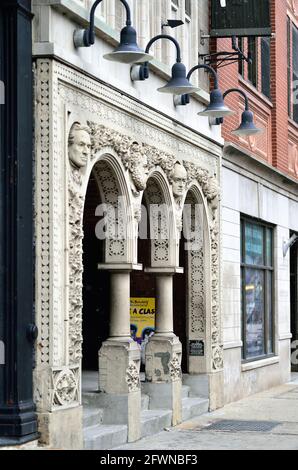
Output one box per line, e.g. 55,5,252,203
141,409,172,438
84,424,128,450
182,385,190,399
182,397,209,422
182,374,209,398
83,407,104,428
141,393,150,411
82,391,102,408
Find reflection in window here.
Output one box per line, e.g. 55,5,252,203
241,218,274,361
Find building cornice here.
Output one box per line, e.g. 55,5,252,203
223,142,298,200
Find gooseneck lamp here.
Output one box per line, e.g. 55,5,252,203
132,35,200,95
183,64,234,117
221,88,263,136
73,0,153,64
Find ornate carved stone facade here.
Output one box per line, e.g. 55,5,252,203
34,58,222,419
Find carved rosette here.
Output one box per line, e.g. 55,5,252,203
126,363,141,392
52,368,79,407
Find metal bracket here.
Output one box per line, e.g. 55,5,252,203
199,35,252,69
283,234,298,257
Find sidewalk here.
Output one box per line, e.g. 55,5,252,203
114,374,298,450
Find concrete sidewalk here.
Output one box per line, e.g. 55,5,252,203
114,374,298,450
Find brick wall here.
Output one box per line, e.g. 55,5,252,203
211,0,298,179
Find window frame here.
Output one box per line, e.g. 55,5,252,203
287,16,298,124
240,216,275,363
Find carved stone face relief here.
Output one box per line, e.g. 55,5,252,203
170,163,187,198
128,146,149,192
68,123,91,169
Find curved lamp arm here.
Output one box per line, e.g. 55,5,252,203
215,88,249,125
223,88,249,110
187,64,219,89
88,0,132,45
145,34,182,63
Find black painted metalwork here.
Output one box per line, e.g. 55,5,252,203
0,0,38,445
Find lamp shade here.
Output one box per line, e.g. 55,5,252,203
198,88,234,118
157,62,200,94
104,25,153,64
232,110,263,136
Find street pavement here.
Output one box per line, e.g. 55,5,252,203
114,374,298,450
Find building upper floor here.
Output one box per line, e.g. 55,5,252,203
214,0,298,180
32,0,223,145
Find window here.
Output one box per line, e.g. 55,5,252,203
248,37,258,87
241,218,274,361
288,18,292,117
240,36,270,99
288,18,298,124
261,37,271,99
185,0,191,17
292,23,298,123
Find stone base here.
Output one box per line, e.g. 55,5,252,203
98,339,141,394
37,406,83,449
84,392,141,443
98,339,141,441
145,335,182,425
208,370,224,411
142,381,182,426
145,334,182,383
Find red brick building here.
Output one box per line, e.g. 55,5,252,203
213,0,298,404
214,0,298,178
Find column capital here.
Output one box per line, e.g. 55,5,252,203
98,263,143,272
144,266,184,275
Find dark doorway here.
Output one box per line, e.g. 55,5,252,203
173,235,188,373
290,233,298,372
82,173,110,371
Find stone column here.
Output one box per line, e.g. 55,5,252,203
143,269,182,426
98,265,141,442
109,271,131,340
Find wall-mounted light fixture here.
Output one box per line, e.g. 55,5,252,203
161,19,184,31
73,0,153,64
131,35,200,95
216,88,263,136
174,64,233,118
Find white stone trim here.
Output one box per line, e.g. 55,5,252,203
241,356,280,372
223,341,243,350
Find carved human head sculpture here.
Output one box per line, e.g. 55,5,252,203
125,142,150,191
68,122,91,169
170,163,188,198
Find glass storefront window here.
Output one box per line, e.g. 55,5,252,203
241,218,274,361
245,223,264,266
245,269,265,358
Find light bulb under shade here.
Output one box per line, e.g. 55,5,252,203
198,106,234,118
197,88,234,118
103,50,153,64
231,110,264,136
103,25,154,65
158,83,201,94
231,126,263,136
157,62,200,95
